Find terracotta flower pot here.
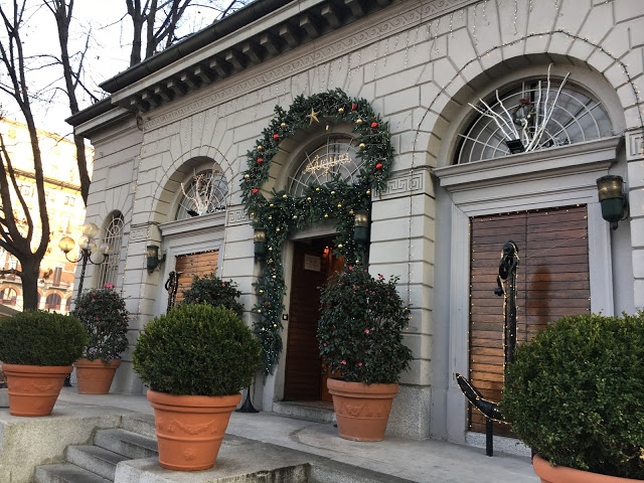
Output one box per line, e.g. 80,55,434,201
74,358,121,394
533,454,642,483
2,363,71,416
327,378,398,442
146,389,241,471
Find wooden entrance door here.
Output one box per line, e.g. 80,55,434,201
468,205,590,434
284,237,342,401
172,250,219,306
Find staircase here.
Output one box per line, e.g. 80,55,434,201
33,428,158,483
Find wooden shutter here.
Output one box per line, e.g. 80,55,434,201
468,205,590,434
173,250,219,305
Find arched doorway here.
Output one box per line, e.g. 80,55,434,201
284,236,343,402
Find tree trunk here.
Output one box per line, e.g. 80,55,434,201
20,257,41,311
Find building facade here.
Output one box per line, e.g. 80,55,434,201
68,0,644,447
0,118,92,313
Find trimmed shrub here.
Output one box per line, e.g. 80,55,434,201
0,310,88,366
501,312,644,479
132,303,261,396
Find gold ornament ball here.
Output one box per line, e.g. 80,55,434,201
282,194,287,199
276,227,280,232
338,243,343,249
331,191,335,195
349,210,354,215
272,275,277,279
268,247,273,251
292,215,298,220
250,212,255,217
366,189,371,195
307,197,312,201
337,203,342,208
257,145,263,151
268,215,272,220
315,187,320,192
338,107,345,114
359,143,366,149
280,122,287,128
259,289,264,293
269,203,274,208
244,174,250,179
356,118,363,125
324,214,329,219
257,309,262,314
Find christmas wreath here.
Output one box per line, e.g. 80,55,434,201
241,88,395,374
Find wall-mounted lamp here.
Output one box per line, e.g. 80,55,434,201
353,211,370,245
597,175,628,230
254,228,267,258
146,244,166,274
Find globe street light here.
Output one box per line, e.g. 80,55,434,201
58,222,109,299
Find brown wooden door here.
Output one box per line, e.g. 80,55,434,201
468,205,590,434
284,237,340,401
172,250,219,305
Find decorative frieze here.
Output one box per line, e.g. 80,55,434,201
227,208,249,227
381,171,425,198
626,129,644,161
144,0,476,131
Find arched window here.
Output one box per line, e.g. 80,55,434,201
97,212,124,288
176,168,228,220
288,135,362,196
45,293,62,310
0,287,17,305
456,79,612,164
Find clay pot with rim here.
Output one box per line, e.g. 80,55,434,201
147,389,241,471
327,378,398,442
533,454,643,483
2,363,72,417
74,358,121,394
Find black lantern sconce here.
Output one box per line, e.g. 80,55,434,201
505,139,525,154
597,175,628,230
353,211,370,245
146,244,166,274
254,228,267,258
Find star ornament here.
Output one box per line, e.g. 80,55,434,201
306,108,320,125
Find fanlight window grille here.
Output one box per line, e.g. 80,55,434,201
456,80,612,164
176,170,228,219
289,136,362,196
97,212,124,288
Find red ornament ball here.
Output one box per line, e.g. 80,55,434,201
371,121,378,129
273,133,280,140
257,157,263,164
351,103,358,111
252,188,259,194
375,163,383,170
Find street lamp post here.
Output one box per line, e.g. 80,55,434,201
58,223,109,387
58,222,109,300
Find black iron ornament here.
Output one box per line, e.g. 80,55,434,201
164,271,181,314
456,240,519,457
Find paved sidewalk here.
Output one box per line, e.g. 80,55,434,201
57,388,539,483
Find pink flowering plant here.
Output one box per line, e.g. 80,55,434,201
71,284,129,363
318,266,413,384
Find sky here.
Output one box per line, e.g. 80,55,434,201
1,0,223,137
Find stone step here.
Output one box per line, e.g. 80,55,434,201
119,412,157,439
33,462,111,483
66,444,126,481
272,401,336,424
93,428,158,460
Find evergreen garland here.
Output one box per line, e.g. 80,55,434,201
241,88,395,375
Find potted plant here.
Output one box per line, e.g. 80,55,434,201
181,273,244,317
318,265,413,441
71,284,129,394
0,310,87,416
132,303,261,471
501,312,644,482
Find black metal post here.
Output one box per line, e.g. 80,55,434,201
486,419,494,457
76,250,90,300
237,377,259,413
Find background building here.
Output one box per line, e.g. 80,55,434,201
0,118,92,312
68,0,643,450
